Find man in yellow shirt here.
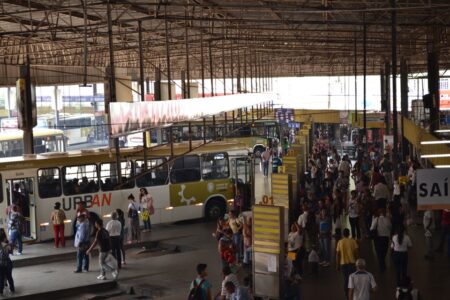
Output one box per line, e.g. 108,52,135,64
336,228,358,299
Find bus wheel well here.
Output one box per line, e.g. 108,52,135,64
205,197,227,220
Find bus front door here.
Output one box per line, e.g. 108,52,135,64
5,178,37,241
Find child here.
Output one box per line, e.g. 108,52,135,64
308,245,320,275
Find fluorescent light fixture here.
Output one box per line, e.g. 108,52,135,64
420,140,450,145
165,206,174,210
435,165,450,168
435,129,450,133
63,219,72,223
421,153,450,158
103,214,111,218
40,222,49,226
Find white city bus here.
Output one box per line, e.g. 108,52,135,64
0,141,251,241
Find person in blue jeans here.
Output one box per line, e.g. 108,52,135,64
7,205,23,255
318,208,331,267
74,214,90,273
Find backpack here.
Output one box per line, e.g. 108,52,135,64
397,288,413,300
187,279,205,300
8,212,21,231
0,244,10,267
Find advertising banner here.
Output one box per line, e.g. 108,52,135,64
109,93,274,137
417,168,450,210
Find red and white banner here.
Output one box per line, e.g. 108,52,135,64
109,93,274,137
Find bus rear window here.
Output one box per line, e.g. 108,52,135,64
170,155,201,183
38,168,62,198
63,164,99,195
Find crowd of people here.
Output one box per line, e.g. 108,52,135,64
0,185,157,295
189,132,450,300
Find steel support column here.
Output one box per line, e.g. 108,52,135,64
428,48,440,132
385,61,391,134
201,31,205,97
363,14,367,143
138,20,148,170
106,0,121,183
400,58,409,158
185,12,191,98
164,6,172,100
19,64,34,155
391,0,399,167
209,41,214,96
354,34,357,122
231,43,234,94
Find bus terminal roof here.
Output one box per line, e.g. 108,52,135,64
0,1,448,84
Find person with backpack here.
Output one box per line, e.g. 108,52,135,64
0,228,14,296
86,219,119,280
396,276,421,300
188,263,212,300
127,194,141,244
7,205,23,255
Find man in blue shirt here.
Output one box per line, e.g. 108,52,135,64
74,214,90,273
189,263,212,300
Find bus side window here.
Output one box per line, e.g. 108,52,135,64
201,152,229,180
63,164,99,195
136,158,168,187
100,162,134,191
38,168,62,198
170,155,201,184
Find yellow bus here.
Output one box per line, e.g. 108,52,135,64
0,141,250,242
150,116,280,157
0,128,66,157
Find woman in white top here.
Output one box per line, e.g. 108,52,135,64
391,226,412,286
139,188,154,232
370,208,392,272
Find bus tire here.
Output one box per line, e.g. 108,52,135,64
205,198,226,220
254,146,265,158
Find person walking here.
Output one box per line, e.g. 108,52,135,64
373,177,390,210
139,188,154,232
336,228,359,299
74,214,90,273
348,258,377,300
0,228,14,296
50,202,66,248
348,190,361,240
220,266,240,300
7,205,23,255
318,208,331,267
423,210,434,260
188,263,212,300
436,209,450,254
127,194,141,244
228,210,243,263
370,208,391,272
86,219,119,280
106,212,122,269
391,226,412,286
261,148,271,177
116,209,126,265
